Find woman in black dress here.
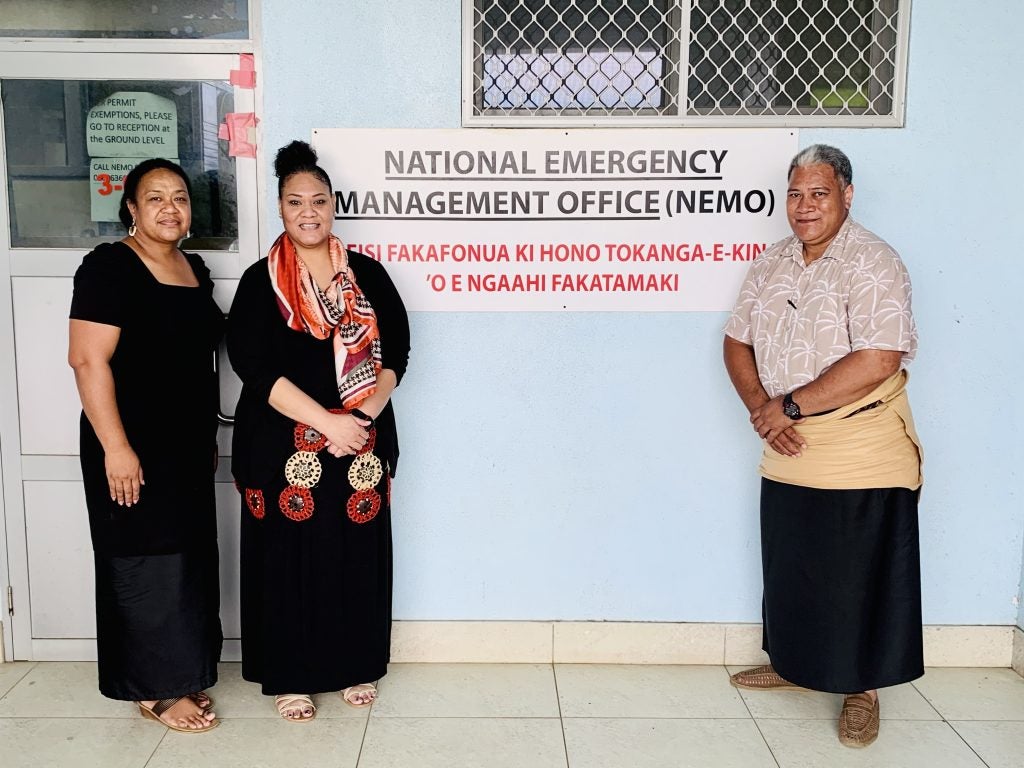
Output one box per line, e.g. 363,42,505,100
69,159,223,732
227,141,409,721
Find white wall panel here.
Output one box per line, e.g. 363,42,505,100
12,277,78,455
213,277,240,458
22,480,239,653
23,480,95,638
216,481,241,639
14,277,241,458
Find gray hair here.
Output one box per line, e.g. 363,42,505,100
788,144,853,188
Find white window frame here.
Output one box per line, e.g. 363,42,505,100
461,0,913,128
0,0,255,57
0,38,253,54
0,51,260,276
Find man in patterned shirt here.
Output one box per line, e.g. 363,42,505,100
723,145,923,749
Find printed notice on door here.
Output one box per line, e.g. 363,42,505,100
86,92,179,222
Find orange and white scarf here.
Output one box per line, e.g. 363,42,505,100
267,233,381,408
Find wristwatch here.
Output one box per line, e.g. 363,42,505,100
782,392,802,420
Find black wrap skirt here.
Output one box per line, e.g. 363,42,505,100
760,478,923,693
94,550,222,701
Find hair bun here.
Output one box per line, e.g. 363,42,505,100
274,140,319,179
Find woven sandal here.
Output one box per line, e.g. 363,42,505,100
276,693,316,722
138,697,219,733
341,683,377,708
839,692,880,748
729,665,807,691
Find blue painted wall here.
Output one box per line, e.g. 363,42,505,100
261,0,1023,624
1019,544,1024,630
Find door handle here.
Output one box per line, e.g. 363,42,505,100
213,344,235,427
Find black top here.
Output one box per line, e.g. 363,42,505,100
70,241,224,555
226,251,410,488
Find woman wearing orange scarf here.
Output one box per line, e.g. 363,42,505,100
227,141,410,720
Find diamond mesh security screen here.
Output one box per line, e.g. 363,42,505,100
477,0,679,113
468,0,908,125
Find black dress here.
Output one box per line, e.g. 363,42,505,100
227,252,410,695
70,242,224,701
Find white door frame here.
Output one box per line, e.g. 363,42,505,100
0,42,263,660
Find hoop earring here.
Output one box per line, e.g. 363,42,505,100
128,220,137,237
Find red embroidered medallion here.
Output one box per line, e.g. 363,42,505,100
346,488,381,524
278,485,314,522
293,423,327,452
245,488,265,519
357,427,377,455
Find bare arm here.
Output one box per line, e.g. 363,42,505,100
68,319,143,506
789,349,902,414
723,335,771,412
267,377,368,457
723,335,805,456
352,369,397,419
749,349,902,445
266,368,398,458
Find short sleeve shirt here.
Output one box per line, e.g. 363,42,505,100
724,218,917,398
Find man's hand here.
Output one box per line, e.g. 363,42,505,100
750,396,806,456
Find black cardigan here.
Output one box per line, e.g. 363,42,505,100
226,251,410,488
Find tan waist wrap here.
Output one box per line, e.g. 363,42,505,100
760,371,923,491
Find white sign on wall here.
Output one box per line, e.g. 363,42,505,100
313,128,798,311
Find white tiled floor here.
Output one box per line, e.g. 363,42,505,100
0,662,1022,768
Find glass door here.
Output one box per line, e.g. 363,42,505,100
0,49,257,660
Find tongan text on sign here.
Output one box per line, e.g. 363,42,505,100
312,128,797,311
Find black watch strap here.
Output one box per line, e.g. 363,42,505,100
782,392,802,420
351,408,375,428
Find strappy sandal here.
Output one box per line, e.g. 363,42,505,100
138,697,219,733
275,693,316,722
341,683,377,708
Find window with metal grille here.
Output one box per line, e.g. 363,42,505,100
464,0,911,126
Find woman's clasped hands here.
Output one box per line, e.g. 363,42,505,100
319,411,373,457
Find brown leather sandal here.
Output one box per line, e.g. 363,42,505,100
729,665,807,691
839,692,880,747
138,697,219,733
188,691,214,710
